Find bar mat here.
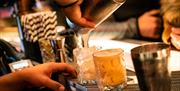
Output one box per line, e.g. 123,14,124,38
70,71,180,91
124,71,180,91
171,71,180,91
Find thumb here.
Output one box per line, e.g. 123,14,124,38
41,76,65,91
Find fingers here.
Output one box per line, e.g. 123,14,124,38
171,33,180,41
41,76,65,91
49,63,77,78
172,27,180,35
153,17,162,29
153,31,161,39
72,17,96,28
146,9,160,16
62,4,95,28
171,33,180,50
148,17,162,39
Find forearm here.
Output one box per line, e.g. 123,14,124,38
0,72,25,91
91,18,139,40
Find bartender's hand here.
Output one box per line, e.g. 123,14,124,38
138,9,162,39
57,0,96,28
19,0,95,28
0,62,77,91
170,27,180,50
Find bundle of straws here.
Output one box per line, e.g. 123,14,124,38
21,11,57,42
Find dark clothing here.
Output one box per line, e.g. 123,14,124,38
114,0,160,21
90,0,161,40
0,0,16,7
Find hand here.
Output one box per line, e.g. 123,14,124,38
61,0,96,28
0,62,77,91
170,27,180,50
19,0,96,28
138,9,162,39
20,62,77,91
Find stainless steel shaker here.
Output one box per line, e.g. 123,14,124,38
131,42,171,91
64,0,126,63
81,0,126,27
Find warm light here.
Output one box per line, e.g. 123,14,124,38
89,39,180,71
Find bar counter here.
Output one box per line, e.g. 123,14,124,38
1,27,180,91
68,70,180,91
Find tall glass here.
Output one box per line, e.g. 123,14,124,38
131,42,171,91
93,48,127,91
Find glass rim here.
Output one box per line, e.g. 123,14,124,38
131,42,170,54
93,48,124,57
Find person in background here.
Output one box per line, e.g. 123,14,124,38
170,27,180,50
161,0,180,50
90,0,162,41
90,0,180,50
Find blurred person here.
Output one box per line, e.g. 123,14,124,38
90,0,180,50
90,0,162,41
161,0,180,50
171,27,180,50
0,62,77,91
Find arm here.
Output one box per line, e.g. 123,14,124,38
0,62,77,91
90,9,162,40
0,71,25,91
138,9,162,39
90,16,139,40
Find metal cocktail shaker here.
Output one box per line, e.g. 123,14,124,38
64,0,126,64
68,0,126,30
81,0,126,27
131,43,171,91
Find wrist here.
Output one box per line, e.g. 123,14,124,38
135,17,142,38
0,72,26,91
14,71,28,88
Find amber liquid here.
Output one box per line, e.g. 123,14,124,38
93,49,127,90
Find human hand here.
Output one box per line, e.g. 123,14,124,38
138,9,162,39
19,0,95,28
170,27,180,50
17,62,77,91
60,0,96,28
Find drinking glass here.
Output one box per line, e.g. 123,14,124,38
131,42,171,91
73,46,97,85
93,48,127,91
39,39,55,63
